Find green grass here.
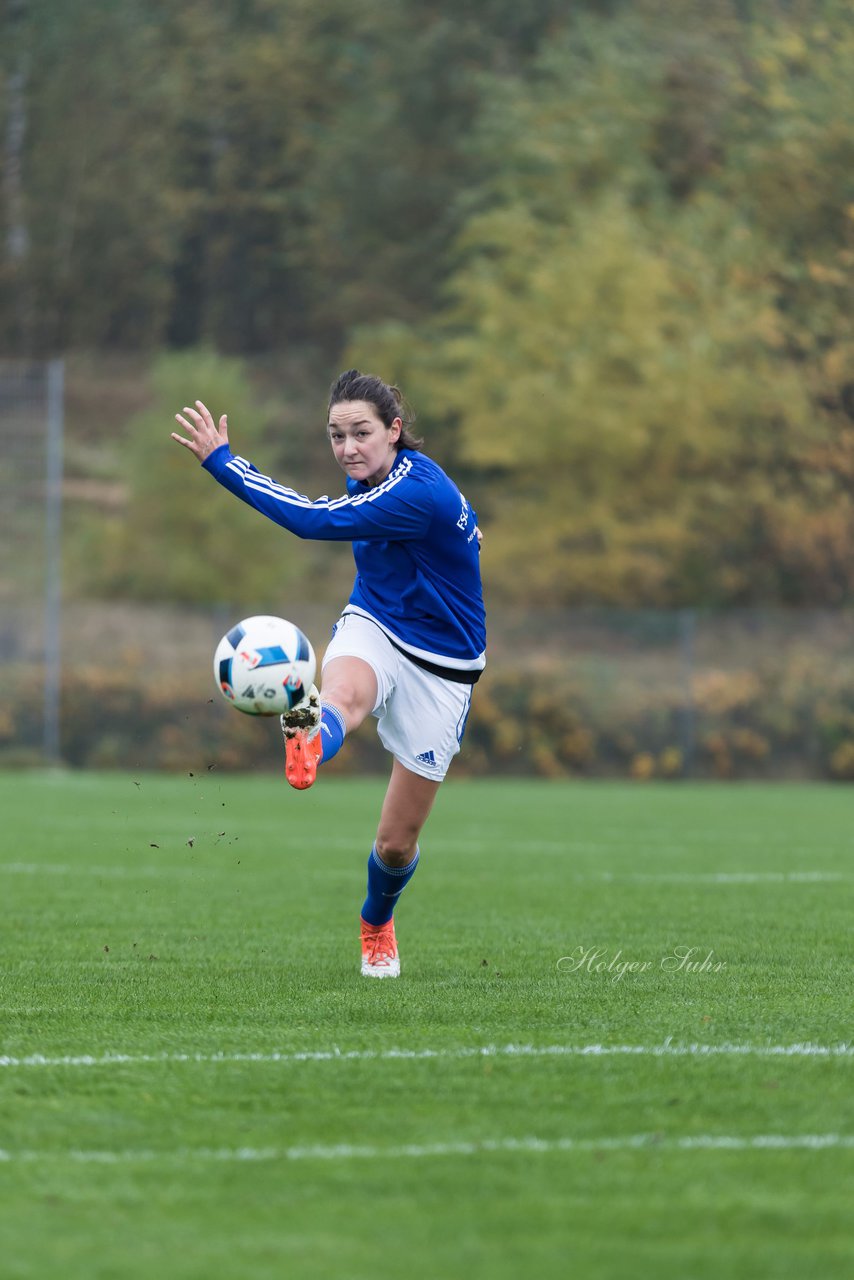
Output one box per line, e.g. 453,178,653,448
1,772,852,1279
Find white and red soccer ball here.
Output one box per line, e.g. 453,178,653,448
214,615,316,716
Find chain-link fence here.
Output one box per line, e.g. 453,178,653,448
475,605,854,781
3,359,854,777
4,594,854,779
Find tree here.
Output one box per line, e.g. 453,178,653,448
71,349,316,605
1,0,31,342
350,3,854,605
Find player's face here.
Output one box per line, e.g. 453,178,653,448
327,400,402,487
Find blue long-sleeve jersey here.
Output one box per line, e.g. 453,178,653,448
202,444,486,672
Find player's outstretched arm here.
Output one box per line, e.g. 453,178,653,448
172,400,229,463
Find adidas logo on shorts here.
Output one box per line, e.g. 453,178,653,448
414,750,439,768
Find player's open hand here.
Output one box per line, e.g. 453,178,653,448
172,400,229,463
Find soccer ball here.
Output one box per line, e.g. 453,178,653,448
214,615,316,716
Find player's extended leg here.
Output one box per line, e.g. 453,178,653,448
360,759,441,978
281,656,376,790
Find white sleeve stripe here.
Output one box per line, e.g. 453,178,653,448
329,460,412,510
226,457,316,508
226,454,414,514
241,476,319,508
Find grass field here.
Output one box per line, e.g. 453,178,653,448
1,771,852,1279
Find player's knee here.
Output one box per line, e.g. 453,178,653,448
318,682,372,732
320,659,377,729
375,829,419,868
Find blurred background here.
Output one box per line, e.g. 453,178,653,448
1,0,853,779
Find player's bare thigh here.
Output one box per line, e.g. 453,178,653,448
320,655,377,732
375,758,441,867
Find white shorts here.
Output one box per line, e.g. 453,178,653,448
321,612,474,781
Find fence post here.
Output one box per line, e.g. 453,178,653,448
679,608,696,777
43,358,64,764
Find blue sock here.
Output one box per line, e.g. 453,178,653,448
361,844,420,926
318,702,346,766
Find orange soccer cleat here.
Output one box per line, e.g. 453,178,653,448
283,728,322,790
281,687,322,789
360,917,400,978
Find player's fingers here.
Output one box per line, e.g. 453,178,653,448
175,412,197,432
182,406,204,428
171,431,196,449
218,414,228,435
195,400,215,430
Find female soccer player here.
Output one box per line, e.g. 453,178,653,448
172,370,485,978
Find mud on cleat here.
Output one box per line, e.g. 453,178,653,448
281,686,322,789
280,685,321,739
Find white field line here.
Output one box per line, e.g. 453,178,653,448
0,1133,851,1165
1,1041,852,1070
458,836,854,857
0,862,197,879
591,871,848,884
0,862,847,885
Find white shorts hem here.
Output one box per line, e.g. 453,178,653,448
390,754,448,783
